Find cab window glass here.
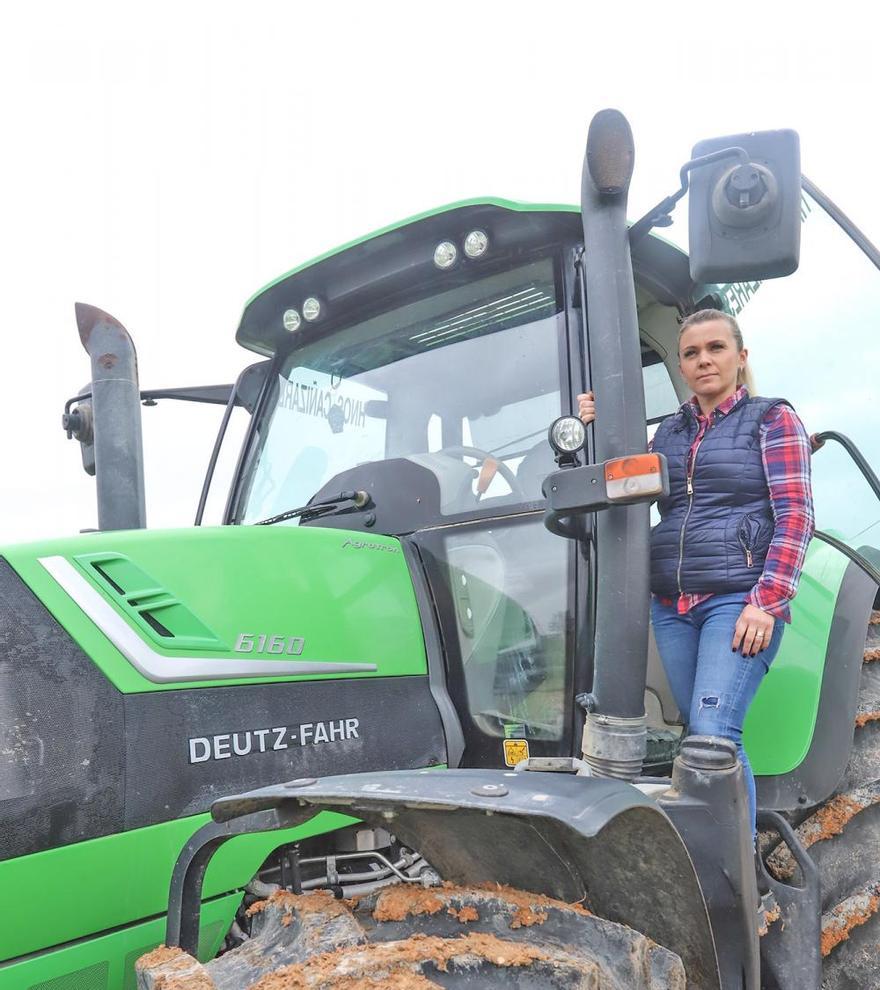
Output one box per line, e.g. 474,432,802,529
238,257,563,523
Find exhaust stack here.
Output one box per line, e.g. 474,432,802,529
73,303,146,531
579,110,649,780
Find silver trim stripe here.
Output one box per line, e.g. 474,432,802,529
38,555,377,684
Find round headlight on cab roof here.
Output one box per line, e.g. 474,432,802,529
548,416,587,455
433,241,458,270
303,297,321,321
464,229,489,258
282,309,302,333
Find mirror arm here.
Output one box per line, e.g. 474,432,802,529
628,145,750,247
194,382,239,526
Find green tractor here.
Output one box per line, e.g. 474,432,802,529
2,111,879,989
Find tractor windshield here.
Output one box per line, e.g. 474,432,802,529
236,255,564,526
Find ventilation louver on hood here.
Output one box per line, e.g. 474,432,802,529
74,552,225,651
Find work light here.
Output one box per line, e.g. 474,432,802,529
548,416,587,455
464,230,489,258
433,241,457,269
303,297,321,321
282,309,301,332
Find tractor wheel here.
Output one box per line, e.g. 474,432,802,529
137,884,685,989
766,610,880,989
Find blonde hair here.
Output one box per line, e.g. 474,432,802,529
678,308,755,394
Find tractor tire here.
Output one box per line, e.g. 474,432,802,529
766,610,880,989
137,884,686,989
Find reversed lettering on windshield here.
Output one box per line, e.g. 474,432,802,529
277,374,369,429
188,717,361,764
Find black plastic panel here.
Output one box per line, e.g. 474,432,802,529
0,553,447,856
0,558,125,860
122,675,446,828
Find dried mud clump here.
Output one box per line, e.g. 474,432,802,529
135,944,215,990
758,903,782,938
821,883,880,957
138,946,190,970
373,889,445,923
247,890,354,922
373,882,589,932
247,932,559,990
446,905,479,924
475,882,591,927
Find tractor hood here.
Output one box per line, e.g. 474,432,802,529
2,525,424,691
0,525,449,854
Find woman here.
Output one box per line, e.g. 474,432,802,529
578,308,814,836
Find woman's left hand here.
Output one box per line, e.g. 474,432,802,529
732,604,775,656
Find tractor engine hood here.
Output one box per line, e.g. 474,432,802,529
4,525,421,689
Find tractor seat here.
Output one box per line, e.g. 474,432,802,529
515,438,558,500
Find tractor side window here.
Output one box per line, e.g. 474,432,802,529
721,189,880,552
642,346,680,424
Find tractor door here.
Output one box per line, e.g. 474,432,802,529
408,284,581,768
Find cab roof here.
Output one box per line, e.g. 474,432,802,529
236,198,697,356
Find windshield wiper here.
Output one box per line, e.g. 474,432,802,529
254,490,371,527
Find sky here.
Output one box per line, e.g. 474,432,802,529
1,1,877,543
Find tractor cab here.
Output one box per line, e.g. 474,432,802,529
223,201,689,767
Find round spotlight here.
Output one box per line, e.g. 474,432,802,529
282,309,302,333
433,241,458,270
464,229,489,258
548,416,587,455
303,297,321,321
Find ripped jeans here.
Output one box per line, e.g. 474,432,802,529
650,592,785,835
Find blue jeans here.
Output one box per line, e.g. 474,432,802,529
650,592,785,835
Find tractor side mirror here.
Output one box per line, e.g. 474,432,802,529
688,129,801,283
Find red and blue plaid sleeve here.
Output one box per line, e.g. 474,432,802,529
748,405,815,622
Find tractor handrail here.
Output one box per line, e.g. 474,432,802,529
812,531,880,586
811,430,880,501
809,430,880,585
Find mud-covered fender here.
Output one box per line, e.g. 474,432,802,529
174,768,721,990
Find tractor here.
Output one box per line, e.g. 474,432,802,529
2,111,879,989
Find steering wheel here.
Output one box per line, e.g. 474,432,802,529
437,445,527,501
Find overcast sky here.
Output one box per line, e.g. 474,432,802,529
1,1,876,543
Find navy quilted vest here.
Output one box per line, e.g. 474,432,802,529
650,394,789,597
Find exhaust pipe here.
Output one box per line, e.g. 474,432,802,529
72,303,146,531
579,110,649,780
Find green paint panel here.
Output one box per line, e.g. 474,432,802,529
0,809,356,964
745,539,849,774
77,550,226,650
0,890,238,990
2,525,426,692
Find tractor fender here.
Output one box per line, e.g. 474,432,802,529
207,768,721,989
757,550,879,810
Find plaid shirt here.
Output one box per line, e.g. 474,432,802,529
653,386,815,622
